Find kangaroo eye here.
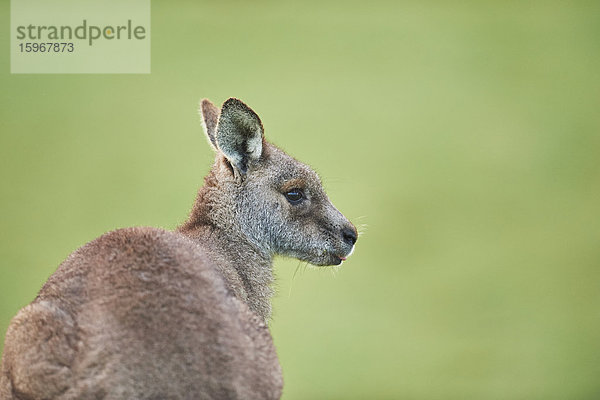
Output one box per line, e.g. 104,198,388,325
285,189,304,204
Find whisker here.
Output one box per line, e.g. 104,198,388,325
288,261,303,298
356,222,368,237
329,265,341,277
352,216,369,237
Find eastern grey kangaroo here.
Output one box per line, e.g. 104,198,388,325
0,98,357,400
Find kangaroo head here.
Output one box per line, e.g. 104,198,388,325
199,98,357,266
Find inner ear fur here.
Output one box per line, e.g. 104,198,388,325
215,98,264,174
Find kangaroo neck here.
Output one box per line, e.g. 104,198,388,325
177,223,275,321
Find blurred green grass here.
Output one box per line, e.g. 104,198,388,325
1,1,600,399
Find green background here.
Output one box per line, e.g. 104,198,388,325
1,2,599,399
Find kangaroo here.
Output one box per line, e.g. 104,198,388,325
0,98,357,400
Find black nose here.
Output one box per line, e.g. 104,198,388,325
342,227,357,246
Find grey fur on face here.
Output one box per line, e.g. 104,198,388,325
195,98,357,271
0,97,357,400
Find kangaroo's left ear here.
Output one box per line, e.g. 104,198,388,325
199,98,219,150
215,98,264,175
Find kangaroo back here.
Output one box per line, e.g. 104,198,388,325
1,228,282,399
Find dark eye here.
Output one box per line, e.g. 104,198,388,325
285,189,304,204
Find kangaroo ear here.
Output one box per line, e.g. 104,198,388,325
215,98,264,174
199,99,220,150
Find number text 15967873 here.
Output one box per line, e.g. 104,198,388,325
18,42,74,53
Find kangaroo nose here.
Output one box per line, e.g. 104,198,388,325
342,226,357,246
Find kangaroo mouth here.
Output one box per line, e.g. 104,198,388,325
318,245,355,266
332,257,344,266
336,245,355,265
296,243,355,267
